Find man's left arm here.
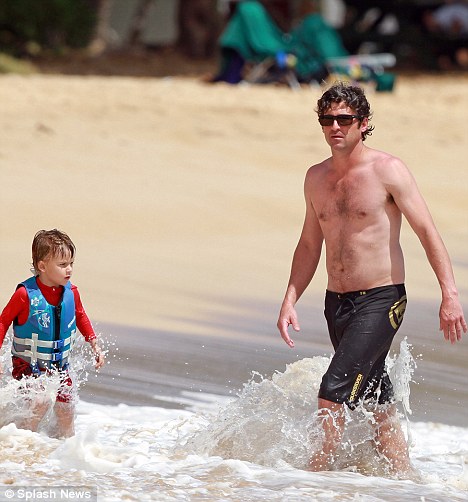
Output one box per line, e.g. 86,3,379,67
385,158,467,343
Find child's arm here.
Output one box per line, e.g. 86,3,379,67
72,286,105,369
0,288,29,374
0,288,29,345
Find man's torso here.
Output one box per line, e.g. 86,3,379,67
309,149,405,293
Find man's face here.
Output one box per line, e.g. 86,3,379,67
320,101,368,150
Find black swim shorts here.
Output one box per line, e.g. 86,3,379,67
319,284,407,408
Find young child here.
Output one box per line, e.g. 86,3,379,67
0,229,105,437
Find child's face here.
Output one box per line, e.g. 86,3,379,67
37,249,74,288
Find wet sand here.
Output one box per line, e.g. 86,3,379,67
81,295,468,427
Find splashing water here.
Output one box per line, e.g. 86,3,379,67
387,337,417,416
1,336,468,501
0,330,113,437
180,338,418,476
180,356,327,469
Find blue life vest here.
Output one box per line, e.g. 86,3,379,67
12,276,77,373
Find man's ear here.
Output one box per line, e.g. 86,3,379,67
360,116,369,133
37,260,46,273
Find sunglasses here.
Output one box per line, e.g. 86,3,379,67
318,114,362,126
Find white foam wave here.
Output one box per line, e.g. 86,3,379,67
0,341,468,501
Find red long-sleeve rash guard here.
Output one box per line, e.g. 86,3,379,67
0,277,96,348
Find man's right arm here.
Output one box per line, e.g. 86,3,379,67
278,170,324,347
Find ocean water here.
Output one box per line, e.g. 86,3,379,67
0,338,468,502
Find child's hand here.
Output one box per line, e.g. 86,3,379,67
93,346,105,370
89,339,105,370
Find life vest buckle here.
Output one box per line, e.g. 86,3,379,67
52,339,65,349
50,352,64,362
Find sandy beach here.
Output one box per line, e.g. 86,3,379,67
1,73,468,425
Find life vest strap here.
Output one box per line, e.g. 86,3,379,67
11,347,71,363
13,334,74,349
12,329,76,370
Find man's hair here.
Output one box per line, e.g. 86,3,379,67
316,81,374,141
32,229,76,274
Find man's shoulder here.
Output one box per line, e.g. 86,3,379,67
369,148,404,165
306,158,330,177
368,149,414,192
369,149,408,176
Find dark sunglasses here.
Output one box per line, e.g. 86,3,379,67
318,114,362,126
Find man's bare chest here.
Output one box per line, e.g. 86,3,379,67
313,174,388,223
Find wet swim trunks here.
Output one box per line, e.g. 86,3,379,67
319,284,407,408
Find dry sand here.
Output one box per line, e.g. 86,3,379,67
1,73,467,335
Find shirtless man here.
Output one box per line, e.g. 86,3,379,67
277,82,466,475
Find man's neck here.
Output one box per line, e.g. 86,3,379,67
330,142,367,173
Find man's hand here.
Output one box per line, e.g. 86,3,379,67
439,296,467,344
277,302,300,348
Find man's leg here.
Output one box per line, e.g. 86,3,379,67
309,397,345,471
373,404,415,476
